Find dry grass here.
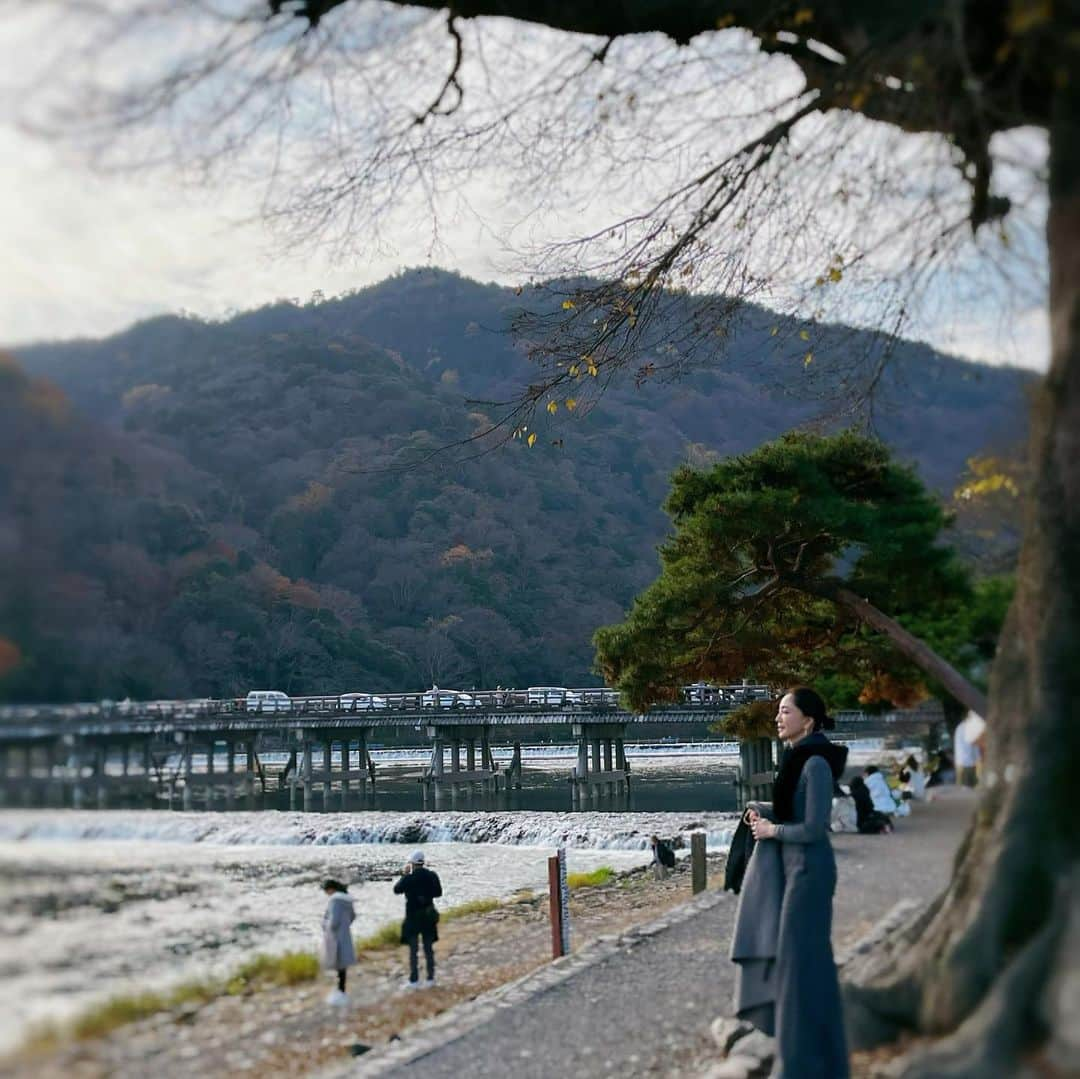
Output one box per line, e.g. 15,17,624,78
24,950,322,1050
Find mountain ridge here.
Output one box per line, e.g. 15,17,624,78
2,269,1032,701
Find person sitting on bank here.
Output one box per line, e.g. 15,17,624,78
848,776,893,834
863,765,898,818
394,850,443,989
901,755,927,801
650,835,675,879
927,749,956,787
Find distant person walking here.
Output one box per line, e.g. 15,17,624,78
320,879,356,1006
394,850,443,989
954,712,986,787
730,687,850,1078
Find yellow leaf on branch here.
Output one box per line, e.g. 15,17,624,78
547,400,558,415
527,432,537,447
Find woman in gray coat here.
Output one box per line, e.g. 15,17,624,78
730,688,850,1078
321,879,357,1005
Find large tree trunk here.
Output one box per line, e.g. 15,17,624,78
842,80,1080,1078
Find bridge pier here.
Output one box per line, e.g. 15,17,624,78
736,737,775,809
421,724,498,800
571,723,629,805
283,729,370,812
506,741,523,789
302,740,313,811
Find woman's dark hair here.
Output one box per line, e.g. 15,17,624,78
323,879,348,893
905,755,920,770
787,686,835,732
865,765,879,775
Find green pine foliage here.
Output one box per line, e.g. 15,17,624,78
594,431,998,713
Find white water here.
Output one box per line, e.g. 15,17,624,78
0,807,737,1052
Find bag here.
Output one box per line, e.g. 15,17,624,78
657,841,676,869
723,815,756,894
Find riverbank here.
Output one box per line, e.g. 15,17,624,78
1,851,725,1079
317,788,976,1079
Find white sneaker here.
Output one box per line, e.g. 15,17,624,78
326,989,349,1006
423,977,436,989
400,980,421,991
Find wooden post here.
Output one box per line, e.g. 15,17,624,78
547,849,570,958
691,832,707,895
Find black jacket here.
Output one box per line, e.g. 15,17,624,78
772,733,848,822
394,865,443,938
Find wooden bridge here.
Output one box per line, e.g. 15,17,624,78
0,689,942,811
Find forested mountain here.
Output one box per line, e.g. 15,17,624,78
2,270,1033,701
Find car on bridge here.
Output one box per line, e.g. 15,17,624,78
245,690,292,714
421,688,476,709
526,687,583,706
577,687,619,707
682,682,720,704
339,692,388,712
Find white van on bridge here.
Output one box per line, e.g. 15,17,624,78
245,690,292,714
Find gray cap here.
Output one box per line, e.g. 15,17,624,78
409,850,425,864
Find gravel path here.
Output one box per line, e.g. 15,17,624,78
344,789,976,1078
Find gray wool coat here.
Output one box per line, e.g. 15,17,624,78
321,892,357,970
729,753,849,1079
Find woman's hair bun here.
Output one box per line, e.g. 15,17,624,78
821,713,836,732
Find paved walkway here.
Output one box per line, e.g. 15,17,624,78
331,789,975,1079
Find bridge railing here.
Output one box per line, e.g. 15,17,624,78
0,685,784,726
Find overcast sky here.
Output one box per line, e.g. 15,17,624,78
0,8,1050,373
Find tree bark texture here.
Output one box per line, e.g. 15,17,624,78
842,73,1080,1078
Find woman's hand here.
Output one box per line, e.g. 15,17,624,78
749,815,777,841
